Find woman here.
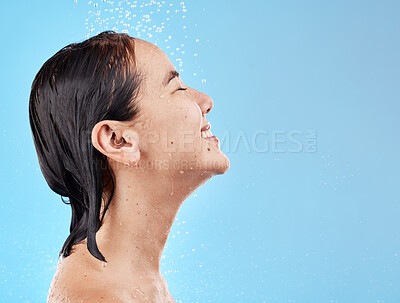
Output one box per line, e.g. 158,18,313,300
29,31,229,302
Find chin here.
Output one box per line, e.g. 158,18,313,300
173,142,230,177
203,152,230,176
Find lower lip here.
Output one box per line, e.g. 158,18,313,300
203,136,219,143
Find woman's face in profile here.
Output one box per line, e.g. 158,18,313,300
132,38,230,176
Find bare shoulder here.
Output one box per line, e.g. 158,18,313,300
47,245,172,303
48,267,124,303
48,287,125,303
48,280,154,303
47,249,124,302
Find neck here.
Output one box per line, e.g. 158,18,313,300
94,166,211,277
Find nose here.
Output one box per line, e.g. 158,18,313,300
193,89,214,116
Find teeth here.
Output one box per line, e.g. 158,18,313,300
201,130,214,138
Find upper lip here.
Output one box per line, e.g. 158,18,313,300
201,122,211,132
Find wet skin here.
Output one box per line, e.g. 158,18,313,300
47,38,229,303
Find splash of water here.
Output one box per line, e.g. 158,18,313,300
79,0,209,85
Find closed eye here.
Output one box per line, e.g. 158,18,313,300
177,87,187,91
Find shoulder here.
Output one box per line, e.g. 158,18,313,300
48,275,125,302
48,289,125,303
47,252,125,303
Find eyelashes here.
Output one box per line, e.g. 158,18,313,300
171,86,187,95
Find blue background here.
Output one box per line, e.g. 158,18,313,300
1,0,399,302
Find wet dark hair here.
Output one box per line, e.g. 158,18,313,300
29,31,143,262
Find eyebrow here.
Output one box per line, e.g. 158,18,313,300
162,70,180,87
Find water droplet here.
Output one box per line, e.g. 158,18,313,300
179,170,184,174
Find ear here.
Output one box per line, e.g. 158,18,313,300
91,120,141,166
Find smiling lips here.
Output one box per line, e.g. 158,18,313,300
200,123,219,143
201,129,214,138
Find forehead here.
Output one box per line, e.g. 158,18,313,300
133,39,174,90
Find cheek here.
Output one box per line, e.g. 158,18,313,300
166,101,202,147
175,100,202,129
139,98,202,156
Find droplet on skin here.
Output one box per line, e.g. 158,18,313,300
179,170,184,174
